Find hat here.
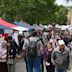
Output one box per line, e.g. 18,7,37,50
58,40,65,45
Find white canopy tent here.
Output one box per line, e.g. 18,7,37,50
12,26,29,31
44,25,48,29
32,24,43,31
68,26,72,31
60,25,70,30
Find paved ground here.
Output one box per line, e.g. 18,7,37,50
15,52,72,72
15,62,26,72
15,59,72,72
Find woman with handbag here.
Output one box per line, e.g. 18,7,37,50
44,41,55,72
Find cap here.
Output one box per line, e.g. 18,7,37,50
58,40,65,45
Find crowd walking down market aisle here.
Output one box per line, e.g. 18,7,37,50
0,27,72,72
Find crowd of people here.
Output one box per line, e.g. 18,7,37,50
0,27,72,72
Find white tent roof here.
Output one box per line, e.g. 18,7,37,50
60,25,70,30
68,26,72,31
12,26,28,31
32,24,43,31
39,24,44,28
44,25,48,29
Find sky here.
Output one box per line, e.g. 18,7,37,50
56,0,72,6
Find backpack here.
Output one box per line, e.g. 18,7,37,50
27,39,39,58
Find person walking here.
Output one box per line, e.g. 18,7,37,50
0,40,8,72
23,32,43,72
51,40,71,72
62,32,69,46
7,36,15,72
44,42,55,72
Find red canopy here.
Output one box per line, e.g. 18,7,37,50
0,18,17,28
0,18,28,31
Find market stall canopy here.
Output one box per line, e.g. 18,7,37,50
12,26,28,31
68,25,72,31
14,21,29,31
0,18,17,28
39,24,44,28
14,21,27,28
0,18,28,31
39,24,48,30
44,25,48,29
0,24,11,30
19,21,34,29
32,24,43,31
60,25,70,30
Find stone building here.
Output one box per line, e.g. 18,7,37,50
67,9,72,24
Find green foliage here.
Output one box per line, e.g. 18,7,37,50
0,0,68,24
54,5,68,24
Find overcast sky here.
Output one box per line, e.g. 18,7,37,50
56,0,72,6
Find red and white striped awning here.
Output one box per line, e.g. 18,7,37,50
0,18,28,31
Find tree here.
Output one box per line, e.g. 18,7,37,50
0,0,57,24
0,0,68,25
24,0,57,24
54,5,68,24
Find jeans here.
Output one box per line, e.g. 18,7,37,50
56,68,67,72
27,56,41,72
24,57,28,72
41,56,44,72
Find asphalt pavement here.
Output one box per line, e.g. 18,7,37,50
15,59,72,72
15,52,72,72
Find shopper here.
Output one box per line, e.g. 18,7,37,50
51,40,71,72
44,42,55,72
0,40,8,72
24,32,43,72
